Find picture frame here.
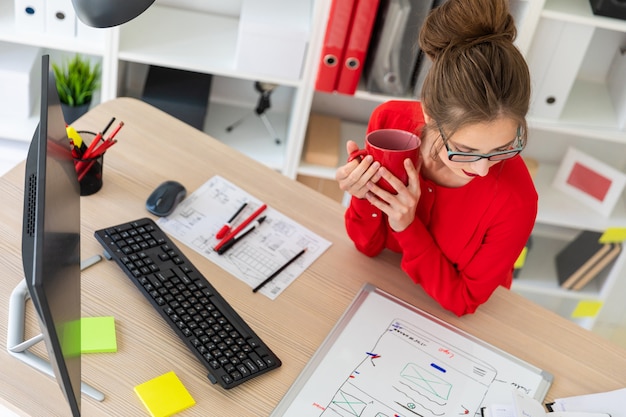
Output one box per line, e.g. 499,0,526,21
552,147,626,217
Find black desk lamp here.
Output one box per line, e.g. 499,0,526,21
71,0,155,28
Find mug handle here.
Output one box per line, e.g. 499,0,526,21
347,149,368,163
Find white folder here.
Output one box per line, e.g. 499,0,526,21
607,47,626,130
526,17,595,120
14,0,45,33
45,0,77,37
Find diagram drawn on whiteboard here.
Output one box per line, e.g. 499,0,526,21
321,319,498,417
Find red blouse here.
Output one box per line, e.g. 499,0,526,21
345,100,538,316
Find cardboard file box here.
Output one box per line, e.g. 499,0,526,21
297,174,344,203
0,43,41,119
235,0,311,80
303,113,342,167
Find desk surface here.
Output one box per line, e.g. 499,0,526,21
1,98,625,416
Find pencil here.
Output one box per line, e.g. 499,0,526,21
253,248,306,293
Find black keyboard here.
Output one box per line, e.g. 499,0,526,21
94,218,281,389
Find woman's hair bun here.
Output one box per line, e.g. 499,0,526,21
419,0,517,60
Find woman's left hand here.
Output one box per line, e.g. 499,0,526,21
365,158,421,232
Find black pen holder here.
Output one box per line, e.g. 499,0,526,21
75,131,105,196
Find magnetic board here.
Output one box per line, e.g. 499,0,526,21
272,284,553,417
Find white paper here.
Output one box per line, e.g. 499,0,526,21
551,388,626,417
157,175,332,299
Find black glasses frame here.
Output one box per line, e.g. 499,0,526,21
438,125,524,162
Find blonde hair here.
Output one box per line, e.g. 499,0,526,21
418,0,530,148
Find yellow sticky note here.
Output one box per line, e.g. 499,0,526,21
571,300,603,318
81,316,117,353
599,227,626,244
134,371,195,417
514,246,528,269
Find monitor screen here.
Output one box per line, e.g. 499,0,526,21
21,54,82,416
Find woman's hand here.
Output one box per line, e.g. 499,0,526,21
365,157,422,232
335,140,382,199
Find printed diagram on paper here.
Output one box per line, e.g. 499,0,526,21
157,175,332,299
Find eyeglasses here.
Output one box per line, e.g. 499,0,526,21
438,125,524,162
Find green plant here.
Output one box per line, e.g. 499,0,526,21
52,54,101,107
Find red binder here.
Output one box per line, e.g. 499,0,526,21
336,0,380,95
315,0,357,93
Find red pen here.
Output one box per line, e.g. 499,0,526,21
216,202,248,239
213,203,267,252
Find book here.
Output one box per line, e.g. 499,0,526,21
570,243,621,291
555,230,611,290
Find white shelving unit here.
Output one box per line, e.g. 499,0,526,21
1,0,625,329
305,0,626,330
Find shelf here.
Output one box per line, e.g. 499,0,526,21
512,228,609,299
298,120,367,180
0,1,106,55
118,5,302,88
510,290,597,330
533,163,626,229
0,112,38,143
543,0,626,33
529,79,626,144
204,101,289,172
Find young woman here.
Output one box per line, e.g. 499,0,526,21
335,0,537,316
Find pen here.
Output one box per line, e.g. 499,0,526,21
102,117,116,135
213,203,267,252
216,215,266,255
216,202,248,239
253,248,306,293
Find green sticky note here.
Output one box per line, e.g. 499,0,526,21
134,371,196,417
571,300,603,318
599,227,626,244
81,316,117,353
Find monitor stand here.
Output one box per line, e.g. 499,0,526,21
6,255,105,402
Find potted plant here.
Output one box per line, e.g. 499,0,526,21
52,54,101,124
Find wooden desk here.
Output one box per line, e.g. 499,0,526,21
1,98,625,416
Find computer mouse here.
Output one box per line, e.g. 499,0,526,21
146,180,187,217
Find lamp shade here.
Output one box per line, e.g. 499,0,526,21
71,0,156,28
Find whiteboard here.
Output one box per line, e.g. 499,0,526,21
272,284,553,417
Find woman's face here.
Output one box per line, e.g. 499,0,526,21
436,117,520,180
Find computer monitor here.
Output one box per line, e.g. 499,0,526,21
20,54,82,416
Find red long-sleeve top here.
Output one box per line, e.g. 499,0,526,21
345,100,538,316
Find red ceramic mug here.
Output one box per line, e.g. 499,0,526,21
348,129,420,193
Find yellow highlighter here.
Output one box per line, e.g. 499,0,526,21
66,125,87,156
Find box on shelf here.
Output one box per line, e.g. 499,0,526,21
297,174,344,203
526,18,594,120
607,47,626,130
14,0,45,33
45,0,77,37
0,43,41,119
303,113,342,167
235,0,311,80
